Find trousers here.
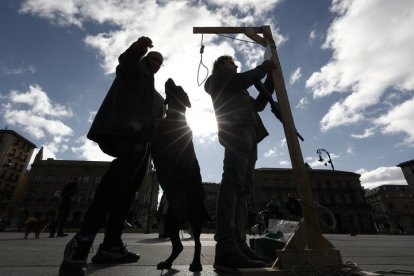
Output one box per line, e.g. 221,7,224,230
80,142,150,246
215,124,257,248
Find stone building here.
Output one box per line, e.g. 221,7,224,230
252,168,375,234
0,129,36,218
398,159,414,192
203,182,219,218
365,185,414,234
20,151,159,231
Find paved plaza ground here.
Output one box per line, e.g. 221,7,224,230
0,232,413,275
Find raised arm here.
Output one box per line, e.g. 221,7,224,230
253,73,275,112
117,36,153,76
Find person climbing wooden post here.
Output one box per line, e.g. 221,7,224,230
192,25,378,275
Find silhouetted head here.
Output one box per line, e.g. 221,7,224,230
212,55,238,74
146,51,163,74
164,78,191,111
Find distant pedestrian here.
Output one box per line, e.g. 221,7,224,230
49,177,80,238
266,195,282,218
285,193,301,221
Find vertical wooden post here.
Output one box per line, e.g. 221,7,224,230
261,25,333,251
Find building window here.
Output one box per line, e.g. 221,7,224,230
47,175,54,184
82,176,89,184
34,175,41,183
95,176,102,184
58,176,65,183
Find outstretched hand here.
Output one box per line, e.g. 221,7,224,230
135,36,153,53
271,102,281,120
261,60,276,72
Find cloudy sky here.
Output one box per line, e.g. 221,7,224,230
1,0,413,190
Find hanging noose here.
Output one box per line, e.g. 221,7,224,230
197,34,209,86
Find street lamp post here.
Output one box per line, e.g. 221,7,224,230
317,148,335,171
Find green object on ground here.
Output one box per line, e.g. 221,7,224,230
249,230,286,260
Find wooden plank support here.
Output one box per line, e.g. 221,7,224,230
193,26,264,34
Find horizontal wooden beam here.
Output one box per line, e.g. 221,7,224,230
193,26,265,34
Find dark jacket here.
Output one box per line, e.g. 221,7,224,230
87,42,164,156
204,65,270,143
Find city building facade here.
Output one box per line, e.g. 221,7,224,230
252,168,375,234
20,154,159,231
0,129,36,218
365,185,414,234
398,159,414,192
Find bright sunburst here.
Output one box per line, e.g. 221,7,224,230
186,107,218,138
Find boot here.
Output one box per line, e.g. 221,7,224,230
213,240,265,272
91,243,140,264
59,233,95,276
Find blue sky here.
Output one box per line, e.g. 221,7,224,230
1,0,413,189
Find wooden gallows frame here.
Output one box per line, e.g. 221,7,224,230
193,26,378,276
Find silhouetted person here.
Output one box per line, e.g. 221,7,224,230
59,36,165,276
50,177,80,238
266,195,282,218
204,55,276,271
285,193,301,221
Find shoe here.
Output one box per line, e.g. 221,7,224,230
59,233,95,276
57,233,69,237
91,243,140,264
239,242,273,264
214,245,265,272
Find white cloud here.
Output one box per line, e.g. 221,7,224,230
88,111,97,123
279,160,290,166
71,136,114,161
351,127,375,139
346,146,354,155
0,65,36,75
19,0,285,141
295,97,308,109
264,147,277,158
305,0,414,133
19,0,83,27
9,85,72,117
1,85,74,140
280,138,286,147
309,29,317,44
375,96,414,147
289,67,302,85
357,166,407,189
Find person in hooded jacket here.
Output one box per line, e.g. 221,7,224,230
59,36,165,276
204,55,276,271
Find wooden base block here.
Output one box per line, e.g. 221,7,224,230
238,267,294,275
238,248,381,275
238,267,381,276
277,248,342,269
